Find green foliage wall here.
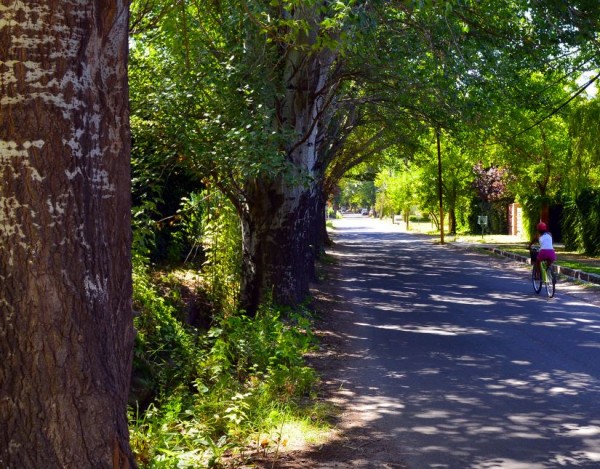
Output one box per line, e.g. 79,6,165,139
129,59,206,264
562,189,600,255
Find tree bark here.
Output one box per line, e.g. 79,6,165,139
240,177,319,315
314,190,331,253
0,2,135,468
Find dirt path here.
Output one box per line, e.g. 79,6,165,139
253,277,408,468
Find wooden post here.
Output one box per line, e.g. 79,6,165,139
436,128,444,245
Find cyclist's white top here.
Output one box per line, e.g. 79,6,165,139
539,232,553,250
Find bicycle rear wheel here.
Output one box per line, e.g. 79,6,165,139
532,265,542,294
545,266,556,298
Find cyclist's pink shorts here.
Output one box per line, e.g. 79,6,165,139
538,249,556,263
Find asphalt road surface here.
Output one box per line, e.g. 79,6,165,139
321,215,600,468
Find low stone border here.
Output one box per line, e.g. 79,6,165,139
482,246,600,286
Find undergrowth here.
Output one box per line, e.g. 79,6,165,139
129,262,326,468
129,188,330,467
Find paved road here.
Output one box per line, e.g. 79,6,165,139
321,215,600,468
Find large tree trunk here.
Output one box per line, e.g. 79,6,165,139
240,178,319,315
239,5,335,314
0,2,135,467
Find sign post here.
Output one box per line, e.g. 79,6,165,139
477,215,488,238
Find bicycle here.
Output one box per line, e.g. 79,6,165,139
530,247,556,297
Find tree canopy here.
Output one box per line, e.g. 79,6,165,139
128,0,600,306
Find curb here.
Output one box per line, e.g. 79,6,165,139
482,246,600,286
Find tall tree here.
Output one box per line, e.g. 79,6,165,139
235,2,339,313
0,2,135,467
130,0,358,314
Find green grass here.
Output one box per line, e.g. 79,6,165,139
251,401,336,456
451,234,525,245
406,223,527,245
553,259,600,276
405,221,439,235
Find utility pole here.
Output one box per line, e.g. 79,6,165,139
436,128,444,245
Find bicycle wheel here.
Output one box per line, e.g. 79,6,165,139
545,266,556,298
532,265,542,294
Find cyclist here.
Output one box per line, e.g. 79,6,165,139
528,222,556,272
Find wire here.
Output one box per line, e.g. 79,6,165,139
514,71,600,137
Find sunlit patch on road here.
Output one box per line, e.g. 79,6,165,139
354,322,491,336
429,293,495,306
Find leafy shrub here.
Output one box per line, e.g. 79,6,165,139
409,214,430,223
211,305,317,394
131,262,205,408
130,187,318,467
129,291,319,467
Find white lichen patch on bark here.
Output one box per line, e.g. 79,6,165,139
0,3,81,111
65,167,84,180
84,274,108,303
0,195,30,268
74,223,92,251
0,1,118,254
46,195,68,218
0,1,105,152
91,169,116,194
0,1,113,276
62,109,103,159
0,139,46,181
0,197,27,239
0,92,85,119
0,139,44,156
